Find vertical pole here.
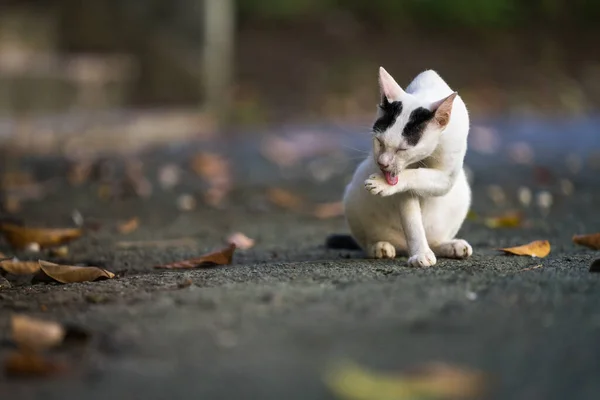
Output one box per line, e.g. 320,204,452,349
202,0,235,126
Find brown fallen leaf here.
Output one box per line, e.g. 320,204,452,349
484,211,522,229
0,259,41,275
500,240,551,258
324,360,487,400
572,233,600,250
117,217,139,234
226,232,255,250
11,315,66,350
266,188,304,212
38,260,115,283
313,202,344,219
190,152,233,207
4,350,66,377
0,223,83,250
155,244,236,269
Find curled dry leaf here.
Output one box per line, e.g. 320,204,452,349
266,188,304,212
500,240,551,258
190,152,232,206
226,232,255,250
11,315,66,350
324,360,486,400
0,259,41,275
38,260,115,283
117,217,139,234
155,244,235,269
0,223,83,250
484,211,522,229
313,202,344,219
4,350,66,377
572,233,600,250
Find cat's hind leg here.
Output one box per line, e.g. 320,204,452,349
432,239,473,259
368,241,396,259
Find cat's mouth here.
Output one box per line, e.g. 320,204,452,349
383,171,398,186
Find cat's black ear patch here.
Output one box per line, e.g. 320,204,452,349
373,97,402,133
402,107,435,146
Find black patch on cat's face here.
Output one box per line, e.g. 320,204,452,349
402,107,435,146
373,97,402,133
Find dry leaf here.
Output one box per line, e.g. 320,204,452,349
155,244,235,269
266,188,304,212
0,223,83,250
313,202,344,219
500,240,551,258
190,152,233,206
226,232,255,250
0,259,41,275
117,217,139,234
572,233,600,250
325,360,486,400
11,315,66,350
38,260,115,283
4,350,66,377
484,211,522,228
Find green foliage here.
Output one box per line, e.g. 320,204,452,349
237,0,596,27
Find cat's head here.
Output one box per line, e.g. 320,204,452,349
372,67,457,185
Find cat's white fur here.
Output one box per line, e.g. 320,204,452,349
343,67,472,267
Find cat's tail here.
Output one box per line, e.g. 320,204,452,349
325,234,361,250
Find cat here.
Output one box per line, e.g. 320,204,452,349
332,67,472,267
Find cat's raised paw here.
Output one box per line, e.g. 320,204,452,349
407,250,437,267
364,174,396,197
369,241,396,259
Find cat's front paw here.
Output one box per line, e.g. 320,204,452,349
407,249,437,267
369,241,396,259
364,174,397,197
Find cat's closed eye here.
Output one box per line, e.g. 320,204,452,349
396,147,408,153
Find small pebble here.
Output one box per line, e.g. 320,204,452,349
71,209,84,227
25,243,40,253
158,164,181,190
536,191,553,211
559,179,574,196
517,186,532,207
486,185,506,206
177,194,196,211
466,291,477,301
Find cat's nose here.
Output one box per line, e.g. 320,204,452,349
377,161,390,170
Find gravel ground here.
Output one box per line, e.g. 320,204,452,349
1,120,600,399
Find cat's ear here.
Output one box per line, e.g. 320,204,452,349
379,67,405,102
429,92,457,127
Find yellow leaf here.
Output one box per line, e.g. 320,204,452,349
4,349,66,377
0,259,41,275
38,260,115,283
572,233,600,250
266,188,304,212
155,244,236,269
0,223,82,250
117,217,140,234
324,360,486,400
484,211,522,228
500,240,551,258
313,202,344,219
11,315,65,350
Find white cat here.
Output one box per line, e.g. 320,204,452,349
342,67,472,267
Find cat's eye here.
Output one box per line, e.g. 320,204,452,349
396,147,407,153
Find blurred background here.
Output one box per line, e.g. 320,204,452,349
0,0,599,215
